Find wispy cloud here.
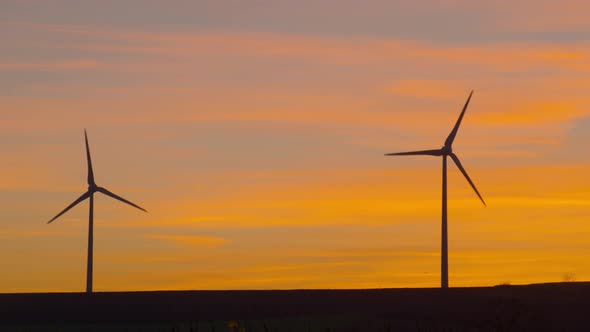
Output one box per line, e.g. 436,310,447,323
144,234,227,247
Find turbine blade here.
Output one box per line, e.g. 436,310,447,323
385,149,443,156
450,153,486,206
47,191,91,224
97,187,147,212
444,90,473,147
85,129,95,186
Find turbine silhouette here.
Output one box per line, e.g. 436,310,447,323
47,130,147,293
385,91,485,289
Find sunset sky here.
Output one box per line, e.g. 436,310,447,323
1,0,590,292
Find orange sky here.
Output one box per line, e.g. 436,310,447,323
1,0,590,292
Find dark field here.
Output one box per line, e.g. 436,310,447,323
1,282,589,331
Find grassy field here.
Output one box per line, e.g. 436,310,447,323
0,282,587,331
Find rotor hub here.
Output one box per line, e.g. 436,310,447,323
442,145,453,155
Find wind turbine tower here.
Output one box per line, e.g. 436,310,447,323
47,130,147,293
386,91,486,288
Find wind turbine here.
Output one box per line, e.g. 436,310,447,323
385,91,485,289
47,130,147,294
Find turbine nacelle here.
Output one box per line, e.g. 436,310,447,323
441,145,453,155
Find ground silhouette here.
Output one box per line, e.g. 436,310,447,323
0,282,588,331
